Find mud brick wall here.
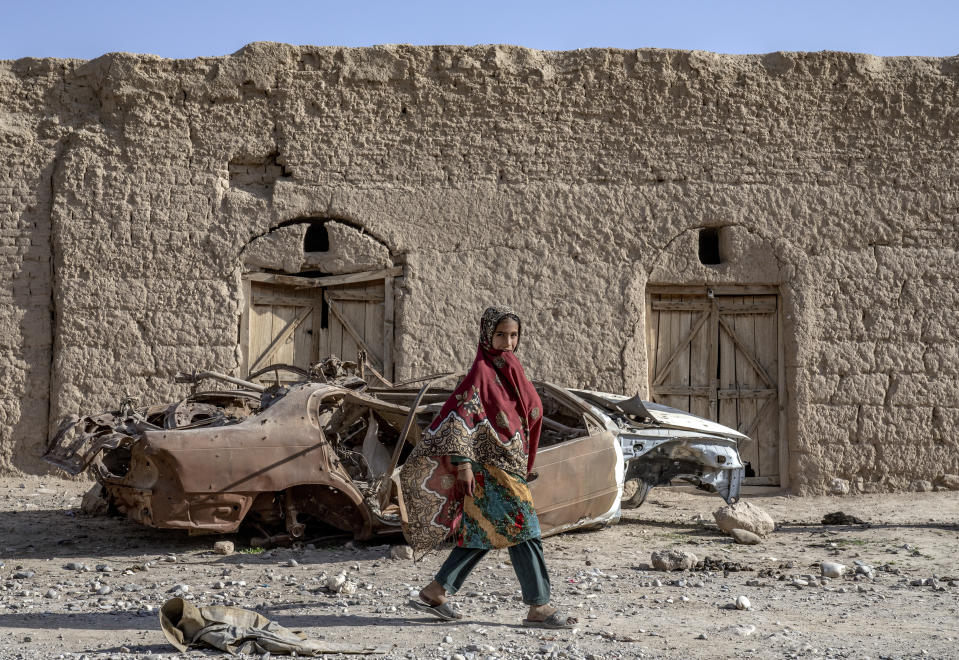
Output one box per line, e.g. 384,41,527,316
0,59,65,474
0,44,957,492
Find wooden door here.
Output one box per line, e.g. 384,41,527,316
246,283,320,383
646,285,786,486
240,268,401,384
322,282,387,375
530,431,621,536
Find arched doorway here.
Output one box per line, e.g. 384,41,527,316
238,219,401,383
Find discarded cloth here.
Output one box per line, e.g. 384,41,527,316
159,597,387,655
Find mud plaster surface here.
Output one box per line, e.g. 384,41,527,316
1,45,958,492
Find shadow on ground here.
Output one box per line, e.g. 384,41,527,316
0,612,154,630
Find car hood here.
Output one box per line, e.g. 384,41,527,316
568,389,750,442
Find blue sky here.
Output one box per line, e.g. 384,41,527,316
2,0,957,60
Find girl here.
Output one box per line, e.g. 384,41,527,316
401,306,576,629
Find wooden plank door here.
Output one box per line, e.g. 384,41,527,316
324,281,388,376
646,286,785,486
245,282,322,383
241,270,398,384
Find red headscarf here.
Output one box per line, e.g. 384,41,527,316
425,305,543,474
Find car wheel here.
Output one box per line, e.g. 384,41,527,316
621,478,652,509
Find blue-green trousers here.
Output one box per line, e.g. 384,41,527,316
435,537,551,606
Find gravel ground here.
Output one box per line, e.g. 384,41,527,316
1,475,957,660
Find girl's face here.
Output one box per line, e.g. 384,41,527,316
491,318,520,352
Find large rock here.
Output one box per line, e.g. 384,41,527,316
713,500,775,538
650,549,697,571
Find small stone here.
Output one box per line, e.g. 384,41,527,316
791,579,808,588
828,477,851,495
340,580,358,595
390,545,414,560
287,559,298,567
95,564,113,572
442,635,453,643
96,585,112,595
650,549,697,571
45,589,60,599
820,561,846,578
12,570,35,579
730,528,762,545
452,655,467,660
327,572,347,592
696,633,708,640
735,595,751,610
213,541,235,556
64,562,84,571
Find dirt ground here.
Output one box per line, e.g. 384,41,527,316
1,476,957,660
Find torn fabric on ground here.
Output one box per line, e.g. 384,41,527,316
159,597,388,655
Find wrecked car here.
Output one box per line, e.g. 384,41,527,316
44,358,747,544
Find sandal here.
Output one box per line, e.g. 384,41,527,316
522,610,577,629
407,597,463,621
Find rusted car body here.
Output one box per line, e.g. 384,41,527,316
45,361,746,543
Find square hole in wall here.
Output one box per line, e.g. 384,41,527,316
698,227,721,265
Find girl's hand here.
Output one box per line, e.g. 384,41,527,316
456,465,475,497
